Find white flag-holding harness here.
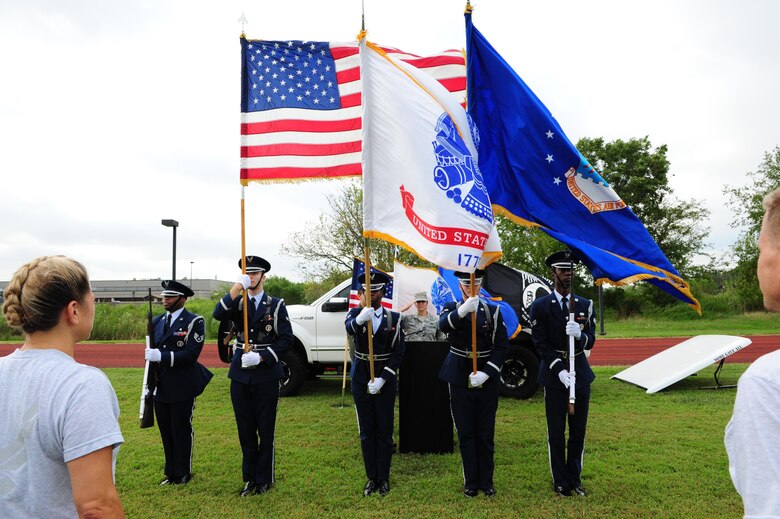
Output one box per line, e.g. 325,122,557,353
361,39,501,272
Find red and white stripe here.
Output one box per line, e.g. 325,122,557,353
240,42,466,184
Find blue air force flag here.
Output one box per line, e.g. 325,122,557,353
465,12,699,312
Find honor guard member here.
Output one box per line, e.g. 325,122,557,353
144,280,213,486
529,251,596,498
345,271,405,497
400,291,446,342
438,269,508,498
212,256,292,497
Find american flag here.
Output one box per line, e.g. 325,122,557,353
349,257,393,310
240,38,466,184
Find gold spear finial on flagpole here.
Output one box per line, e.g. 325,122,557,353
465,0,473,14
357,0,367,41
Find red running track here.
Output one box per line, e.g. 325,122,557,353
1,336,777,368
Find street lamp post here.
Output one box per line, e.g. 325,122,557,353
161,219,179,280
190,261,194,288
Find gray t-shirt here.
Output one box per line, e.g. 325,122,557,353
0,348,124,518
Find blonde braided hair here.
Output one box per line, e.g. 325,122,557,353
2,256,90,334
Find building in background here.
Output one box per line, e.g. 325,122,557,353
0,278,230,303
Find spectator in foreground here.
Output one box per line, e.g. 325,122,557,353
0,256,125,518
725,188,780,518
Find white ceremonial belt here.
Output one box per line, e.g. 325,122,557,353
236,343,269,351
555,349,583,360
449,347,492,359
354,351,391,361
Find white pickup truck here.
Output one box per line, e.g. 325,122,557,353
279,263,552,399
280,278,354,396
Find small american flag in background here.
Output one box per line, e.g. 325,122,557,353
240,38,466,184
349,257,393,310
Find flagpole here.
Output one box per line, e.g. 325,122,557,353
364,241,376,382
470,271,478,375
567,256,576,415
341,336,350,403
240,186,250,358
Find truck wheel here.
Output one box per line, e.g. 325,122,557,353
279,350,306,397
500,346,539,399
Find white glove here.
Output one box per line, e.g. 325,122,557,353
145,347,161,363
367,377,386,394
241,351,261,367
584,348,591,358
566,321,582,340
469,370,489,387
558,369,572,389
457,296,480,317
236,274,252,290
355,307,373,325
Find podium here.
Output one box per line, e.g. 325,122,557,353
399,341,454,454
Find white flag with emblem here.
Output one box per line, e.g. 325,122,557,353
361,39,501,272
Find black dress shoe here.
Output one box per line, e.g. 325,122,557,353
171,474,192,485
553,485,571,497
240,482,256,497
363,480,377,496
255,483,270,494
482,487,496,497
572,485,587,497
159,477,173,486
464,488,478,497
378,480,390,496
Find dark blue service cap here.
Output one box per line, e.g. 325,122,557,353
239,255,271,273
361,270,391,291
545,250,580,269
453,269,485,284
161,280,194,298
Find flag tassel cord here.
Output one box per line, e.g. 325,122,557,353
341,336,349,403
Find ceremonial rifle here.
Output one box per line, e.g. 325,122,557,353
140,288,158,428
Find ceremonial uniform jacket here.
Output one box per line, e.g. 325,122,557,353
402,313,445,342
438,299,508,387
213,292,293,385
530,292,596,388
152,308,213,403
345,307,405,385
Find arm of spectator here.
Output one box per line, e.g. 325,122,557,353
67,446,125,518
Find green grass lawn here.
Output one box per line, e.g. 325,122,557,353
596,311,780,338
109,364,747,518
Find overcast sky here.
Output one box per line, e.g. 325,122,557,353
1,0,778,284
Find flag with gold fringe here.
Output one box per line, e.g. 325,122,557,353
465,11,700,312
240,37,466,184
360,37,501,272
